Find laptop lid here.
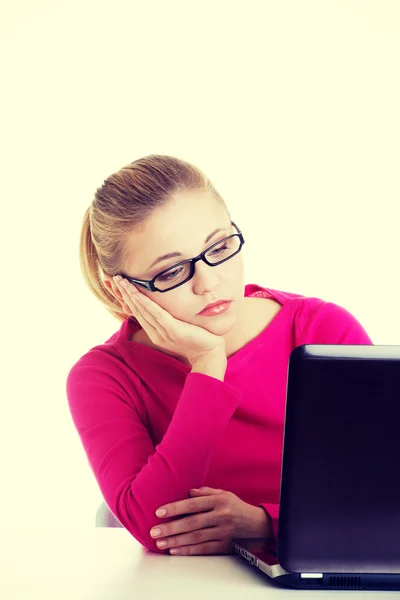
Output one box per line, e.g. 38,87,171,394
278,344,400,575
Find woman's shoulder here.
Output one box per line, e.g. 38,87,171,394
248,282,337,311
66,341,141,390
249,283,372,345
245,282,315,306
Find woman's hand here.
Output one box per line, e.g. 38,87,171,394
113,276,226,365
149,487,273,556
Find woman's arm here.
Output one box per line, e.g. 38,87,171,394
66,357,242,553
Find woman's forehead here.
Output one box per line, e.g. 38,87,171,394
140,196,228,244
137,220,231,259
125,217,232,276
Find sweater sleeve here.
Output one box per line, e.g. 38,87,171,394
259,502,279,541
66,361,242,553
258,299,374,543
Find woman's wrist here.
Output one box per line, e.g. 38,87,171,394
241,505,273,539
190,348,227,380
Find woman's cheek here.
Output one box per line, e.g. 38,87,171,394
160,296,189,319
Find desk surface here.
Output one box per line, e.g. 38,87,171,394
0,528,394,599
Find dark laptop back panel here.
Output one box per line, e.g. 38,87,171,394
278,345,400,575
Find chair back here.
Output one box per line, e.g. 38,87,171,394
95,501,123,527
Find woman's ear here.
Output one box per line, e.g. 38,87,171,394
103,276,124,303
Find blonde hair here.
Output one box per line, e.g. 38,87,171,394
79,154,228,322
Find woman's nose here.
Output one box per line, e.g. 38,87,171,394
191,260,219,295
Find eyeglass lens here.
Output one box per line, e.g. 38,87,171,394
154,235,241,291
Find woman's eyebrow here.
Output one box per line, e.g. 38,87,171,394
148,227,229,270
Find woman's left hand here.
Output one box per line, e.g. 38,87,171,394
150,487,273,555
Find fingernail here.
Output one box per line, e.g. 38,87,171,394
150,528,161,538
156,508,166,517
170,548,180,555
157,540,167,548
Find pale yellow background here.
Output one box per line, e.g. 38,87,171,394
0,0,399,528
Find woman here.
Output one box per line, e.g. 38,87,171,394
67,154,373,556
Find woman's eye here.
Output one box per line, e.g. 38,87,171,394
158,267,183,281
209,243,228,256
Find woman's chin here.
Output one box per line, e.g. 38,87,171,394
196,314,237,336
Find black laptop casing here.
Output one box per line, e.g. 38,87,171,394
278,344,400,576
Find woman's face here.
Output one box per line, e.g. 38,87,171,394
108,189,245,337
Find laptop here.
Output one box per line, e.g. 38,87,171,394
233,344,400,590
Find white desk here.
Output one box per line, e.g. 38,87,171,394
0,528,394,599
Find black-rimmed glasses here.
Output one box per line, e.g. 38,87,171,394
119,221,245,293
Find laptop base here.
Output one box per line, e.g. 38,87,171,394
233,539,400,591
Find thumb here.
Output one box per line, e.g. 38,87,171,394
189,486,223,497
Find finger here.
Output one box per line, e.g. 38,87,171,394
156,525,222,550
116,280,159,333
118,277,140,295
155,496,216,519
189,487,224,497
117,284,153,331
152,510,217,543
169,540,233,556
115,278,140,303
119,279,173,333
127,301,157,335
113,278,138,312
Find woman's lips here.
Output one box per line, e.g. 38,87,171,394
198,301,232,317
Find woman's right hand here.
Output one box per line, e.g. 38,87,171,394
113,276,226,365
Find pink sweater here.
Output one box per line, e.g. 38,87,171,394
66,283,373,553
